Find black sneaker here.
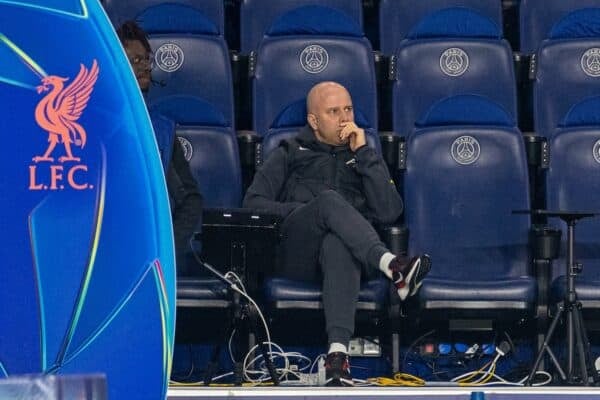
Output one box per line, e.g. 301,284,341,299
324,352,353,386
390,254,431,300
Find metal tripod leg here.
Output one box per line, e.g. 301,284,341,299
574,303,600,384
247,305,280,386
526,302,567,386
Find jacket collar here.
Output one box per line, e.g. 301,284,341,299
296,125,349,153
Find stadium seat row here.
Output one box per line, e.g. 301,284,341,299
101,0,600,54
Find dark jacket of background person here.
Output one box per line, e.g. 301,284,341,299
151,112,203,276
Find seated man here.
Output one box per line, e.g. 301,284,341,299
243,81,431,386
117,21,203,276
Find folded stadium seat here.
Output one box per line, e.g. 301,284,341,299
172,129,243,343
251,5,377,138
378,0,503,56
102,0,224,36
519,0,600,55
258,130,390,348
239,0,363,55
532,11,600,139
402,96,537,331
545,114,600,315
390,9,517,137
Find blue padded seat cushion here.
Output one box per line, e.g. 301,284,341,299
549,8,600,39
265,277,388,305
271,99,371,129
560,95,600,127
177,277,229,300
407,7,501,39
416,94,515,127
420,277,537,303
150,96,227,126
139,4,219,35
266,5,363,37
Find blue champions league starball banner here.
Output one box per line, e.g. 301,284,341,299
0,1,176,399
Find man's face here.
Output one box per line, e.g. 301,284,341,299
308,86,354,146
123,39,152,92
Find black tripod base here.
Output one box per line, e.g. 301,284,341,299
527,300,600,386
203,301,279,386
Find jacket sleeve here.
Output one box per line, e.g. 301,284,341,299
354,145,403,225
168,139,203,275
243,146,304,218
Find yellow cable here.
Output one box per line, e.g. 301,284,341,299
458,360,492,383
368,372,425,386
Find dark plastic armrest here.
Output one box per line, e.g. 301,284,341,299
378,224,408,256
237,130,262,168
531,225,561,260
522,133,549,168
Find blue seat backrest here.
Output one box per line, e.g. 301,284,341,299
404,126,531,280
520,0,600,54
533,39,600,138
147,35,234,131
176,128,242,208
251,5,375,136
253,37,376,137
240,0,363,54
546,129,600,278
379,0,503,55
392,39,517,137
103,0,224,35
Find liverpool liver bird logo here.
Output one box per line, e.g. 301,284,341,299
33,60,99,163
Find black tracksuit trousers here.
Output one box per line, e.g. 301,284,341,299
278,190,389,346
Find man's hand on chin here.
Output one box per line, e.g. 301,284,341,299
339,122,366,152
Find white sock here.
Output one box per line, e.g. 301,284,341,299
378,252,396,280
328,343,348,354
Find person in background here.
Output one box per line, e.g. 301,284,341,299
117,20,203,276
243,81,431,386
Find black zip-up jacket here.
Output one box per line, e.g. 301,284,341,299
167,139,203,274
243,125,403,225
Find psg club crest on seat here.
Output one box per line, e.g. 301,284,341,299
177,136,194,162
300,44,329,74
593,139,600,164
155,42,184,73
440,48,469,77
451,135,480,165
581,48,600,78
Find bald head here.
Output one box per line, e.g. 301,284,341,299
306,81,355,146
306,81,349,115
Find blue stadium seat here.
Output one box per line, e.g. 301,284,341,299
379,0,503,55
102,0,224,35
533,15,600,138
389,8,516,137
520,0,600,54
177,129,242,209
251,6,377,137
174,129,243,356
546,129,600,310
147,34,235,135
239,0,363,55
403,97,536,323
391,39,517,137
